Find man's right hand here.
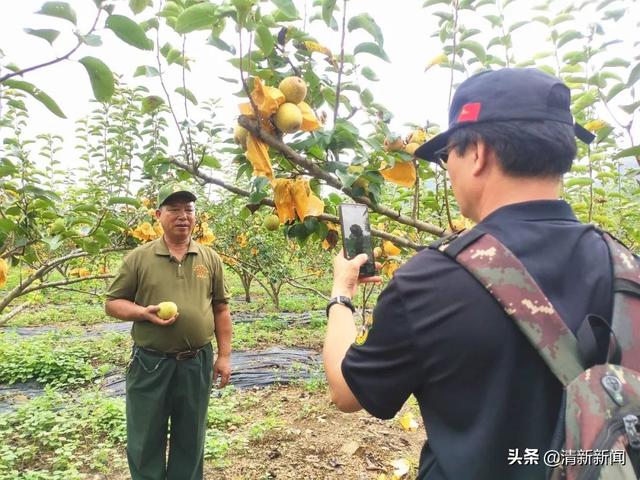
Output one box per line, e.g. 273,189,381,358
142,305,178,326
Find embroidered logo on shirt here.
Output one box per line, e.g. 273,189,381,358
354,313,374,346
194,264,209,279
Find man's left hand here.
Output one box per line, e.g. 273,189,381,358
213,355,231,388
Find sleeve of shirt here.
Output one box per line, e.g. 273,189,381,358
341,275,422,420
105,254,137,301
211,250,230,304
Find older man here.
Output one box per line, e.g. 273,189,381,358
106,182,231,480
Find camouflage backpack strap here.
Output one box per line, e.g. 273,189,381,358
431,229,584,386
602,233,640,370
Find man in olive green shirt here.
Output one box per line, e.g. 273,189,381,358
105,182,232,480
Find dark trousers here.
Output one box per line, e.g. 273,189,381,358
125,343,214,480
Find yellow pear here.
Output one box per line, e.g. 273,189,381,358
263,214,280,231
405,142,420,156
274,103,303,133
233,124,248,149
157,301,178,320
278,76,307,104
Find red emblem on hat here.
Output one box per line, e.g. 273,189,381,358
457,102,481,122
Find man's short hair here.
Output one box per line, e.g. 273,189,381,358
448,120,577,177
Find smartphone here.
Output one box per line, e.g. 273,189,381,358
339,203,377,278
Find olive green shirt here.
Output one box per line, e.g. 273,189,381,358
106,237,229,353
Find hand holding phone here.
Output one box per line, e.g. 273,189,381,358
339,203,377,278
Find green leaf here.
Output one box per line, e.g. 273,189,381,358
322,0,337,26
628,63,640,88
23,28,60,45
271,0,298,20
81,34,103,46
78,56,114,102
360,89,373,108
175,87,198,105
140,18,159,31
255,25,274,55
620,101,640,115
106,15,153,50
134,65,160,77
602,58,630,68
207,35,236,54
565,177,593,187
348,14,384,46
557,30,582,48
107,196,141,208
571,91,596,113
606,82,626,102
458,40,486,63
613,146,640,159
129,0,148,14
175,3,217,34
201,155,221,168
354,42,390,62
37,2,77,25
423,0,449,5
361,66,379,81
1,79,66,118
141,95,164,114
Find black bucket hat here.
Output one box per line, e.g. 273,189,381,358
414,68,595,162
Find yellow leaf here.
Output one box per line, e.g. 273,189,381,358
272,178,296,224
391,458,410,478
398,412,419,432
297,101,321,131
425,53,447,71
140,222,155,237
409,128,427,145
0,258,8,288
69,267,91,277
239,102,254,116
251,247,258,256
291,177,324,221
383,241,401,257
303,40,332,57
253,78,285,117
382,261,400,278
153,222,164,237
380,161,416,188
246,134,273,179
237,233,248,248
584,119,607,132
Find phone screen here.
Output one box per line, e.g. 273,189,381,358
339,203,376,278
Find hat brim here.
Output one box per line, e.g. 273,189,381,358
414,130,451,162
160,191,197,206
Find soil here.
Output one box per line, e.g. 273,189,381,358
206,385,424,480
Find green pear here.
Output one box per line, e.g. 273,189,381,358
157,301,178,320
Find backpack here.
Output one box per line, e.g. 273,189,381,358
429,227,640,480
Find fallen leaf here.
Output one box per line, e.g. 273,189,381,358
339,441,362,456
398,412,419,432
391,458,410,478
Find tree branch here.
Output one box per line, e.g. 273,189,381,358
0,7,103,84
237,116,446,238
170,157,424,249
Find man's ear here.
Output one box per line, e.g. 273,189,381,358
471,139,491,177
155,208,161,219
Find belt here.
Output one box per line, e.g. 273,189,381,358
137,345,206,361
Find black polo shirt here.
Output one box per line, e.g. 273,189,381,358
342,200,613,480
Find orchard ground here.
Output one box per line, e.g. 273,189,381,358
0,261,424,480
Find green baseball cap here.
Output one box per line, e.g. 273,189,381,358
157,182,197,207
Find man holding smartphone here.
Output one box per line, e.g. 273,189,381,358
323,68,617,479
